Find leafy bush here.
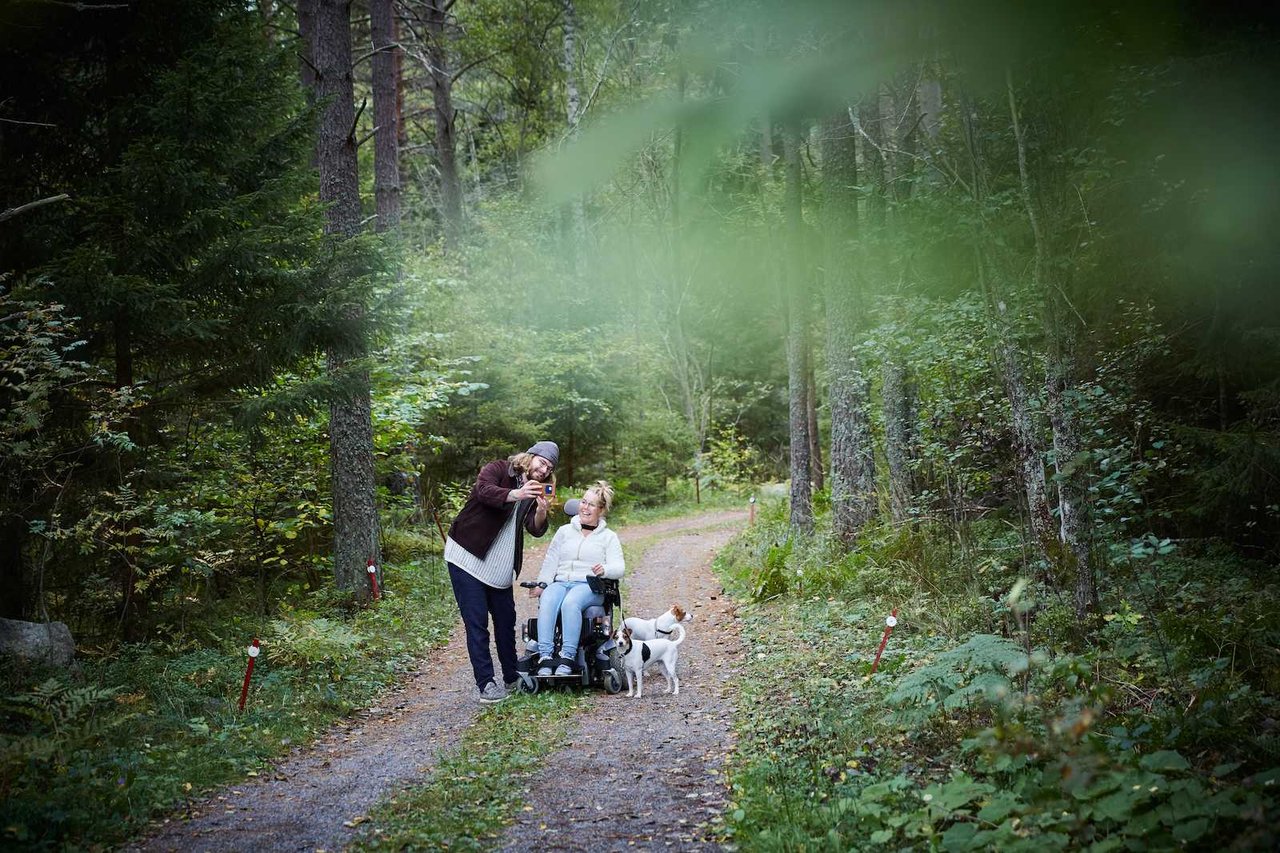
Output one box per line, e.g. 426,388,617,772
715,517,1280,850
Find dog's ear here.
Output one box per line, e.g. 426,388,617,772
672,604,685,621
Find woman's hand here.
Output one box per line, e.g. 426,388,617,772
528,586,542,598
591,563,605,576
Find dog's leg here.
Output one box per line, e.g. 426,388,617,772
625,670,635,697
635,667,643,698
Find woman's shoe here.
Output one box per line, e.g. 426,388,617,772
553,656,577,676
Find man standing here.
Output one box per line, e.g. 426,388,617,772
445,441,557,702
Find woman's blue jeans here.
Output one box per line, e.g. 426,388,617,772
536,580,604,661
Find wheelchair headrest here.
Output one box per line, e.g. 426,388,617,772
563,498,580,517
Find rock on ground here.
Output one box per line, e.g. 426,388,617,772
0,618,75,668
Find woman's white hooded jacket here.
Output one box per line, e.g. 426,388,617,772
536,516,625,585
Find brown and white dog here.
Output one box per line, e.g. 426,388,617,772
623,604,692,642
617,623,685,698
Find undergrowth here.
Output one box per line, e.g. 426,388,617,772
0,540,454,851
714,496,1280,850
352,690,579,850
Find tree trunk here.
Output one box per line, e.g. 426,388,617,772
981,256,1059,580
882,348,915,522
820,114,876,547
1007,74,1094,619
308,0,380,598
959,86,1058,587
806,358,824,493
783,121,813,534
423,0,461,245
370,0,401,232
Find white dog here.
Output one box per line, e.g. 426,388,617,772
618,623,685,698
623,603,693,641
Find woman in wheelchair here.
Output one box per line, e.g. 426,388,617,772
528,481,624,676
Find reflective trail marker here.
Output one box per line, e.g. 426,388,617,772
870,608,899,675
749,495,757,526
238,638,260,711
367,558,381,601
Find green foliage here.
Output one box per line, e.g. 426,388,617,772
0,554,455,849
888,635,1028,725
714,517,1280,850
702,424,767,492
265,617,364,674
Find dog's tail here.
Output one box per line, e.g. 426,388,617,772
670,623,686,645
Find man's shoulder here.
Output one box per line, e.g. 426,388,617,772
478,459,512,478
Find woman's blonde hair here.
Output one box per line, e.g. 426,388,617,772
583,480,614,514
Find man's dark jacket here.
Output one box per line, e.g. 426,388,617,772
447,459,548,577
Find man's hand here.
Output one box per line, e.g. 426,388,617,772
509,480,544,502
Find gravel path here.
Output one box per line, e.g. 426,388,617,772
498,518,746,852
129,509,746,852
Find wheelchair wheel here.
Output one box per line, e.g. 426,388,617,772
517,676,539,695
604,648,625,694
604,668,623,694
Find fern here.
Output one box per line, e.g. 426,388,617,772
0,679,124,781
889,635,1027,722
266,616,364,671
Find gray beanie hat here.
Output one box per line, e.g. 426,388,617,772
526,440,559,468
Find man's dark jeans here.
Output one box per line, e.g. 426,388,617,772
448,562,518,689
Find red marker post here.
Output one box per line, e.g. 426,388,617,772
238,638,260,711
366,558,381,601
870,608,899,675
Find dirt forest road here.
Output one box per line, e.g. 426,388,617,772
130,509,748,853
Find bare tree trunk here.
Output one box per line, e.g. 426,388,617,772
981,255,1059,579
882,348,915,522
858,95,886,227
1007,74,1094,618
308,0,380,598
806,358,824,493
958,87,1058,586
370,0,401,232
783,121,813,534
820,112,876,547
422,0,461,245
